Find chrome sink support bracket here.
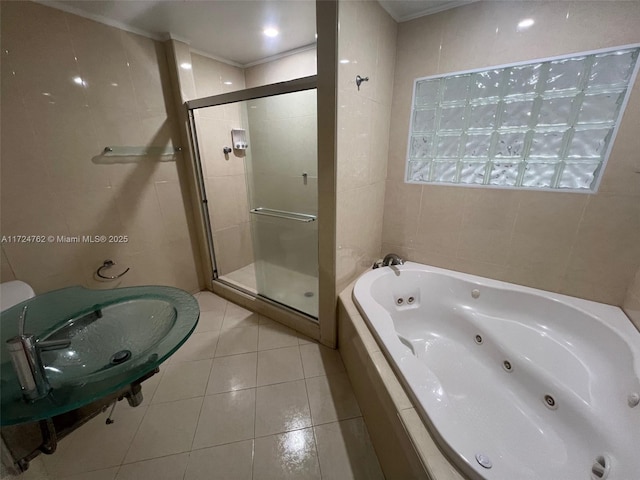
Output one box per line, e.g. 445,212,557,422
105,367,158,425
2,367,160,473
38,419,57,455
105,402,117,425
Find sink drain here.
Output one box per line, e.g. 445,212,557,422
591,454,611,480
304,291,314,298
110,350,132,365
543,394,558,410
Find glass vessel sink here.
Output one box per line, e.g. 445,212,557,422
0,286,199,426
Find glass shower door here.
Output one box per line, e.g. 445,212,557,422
188,81,318,319
245,89,318,317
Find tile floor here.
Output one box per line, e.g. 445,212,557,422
14,292,383,480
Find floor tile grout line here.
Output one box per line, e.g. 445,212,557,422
298,344,323,479
173,437,254,456
300,343,310,378
249,411,361,441
251,435,256,480
181,442,189,480
253,339,259,443
304,372,362,426
187,394,206,454
309,414,364,429
117,449,192,469
311,423,324,480
118,403,152,469
176,337,306,362
146,367,165,409
199,354,216,401
255,347,305,388
148,360,213,405
257,340,304,353
118,397,202,467
47,462,122,479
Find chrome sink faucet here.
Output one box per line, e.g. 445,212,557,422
6,305,71,402
373,253,405,269
382,253,404,266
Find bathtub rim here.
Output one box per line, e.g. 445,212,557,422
338,283,467,480
351,261,640,480
354,262,640,379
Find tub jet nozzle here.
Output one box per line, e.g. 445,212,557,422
475,453,492,469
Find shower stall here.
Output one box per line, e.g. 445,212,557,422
187,76,319,318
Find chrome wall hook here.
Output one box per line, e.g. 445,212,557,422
97,259,130,280
356,75,369,91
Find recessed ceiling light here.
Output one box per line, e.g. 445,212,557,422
180,62,192,70
223,81,233,85
517,18,535,29
263,27,279,38
72,76,86,86
339,59,350,64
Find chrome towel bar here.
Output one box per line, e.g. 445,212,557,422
250,208,316,223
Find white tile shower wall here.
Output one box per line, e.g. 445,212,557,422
0,1,200,293
336,1,397,292
190,53,254,276
384,1,640,306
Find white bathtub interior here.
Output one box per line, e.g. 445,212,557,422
353,262,640,480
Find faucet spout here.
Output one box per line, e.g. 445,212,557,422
5,305,65,402
382,253,405,267
37,339,72,351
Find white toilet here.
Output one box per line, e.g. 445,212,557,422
0,280,36,312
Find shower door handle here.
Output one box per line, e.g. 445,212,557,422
250,207,316,223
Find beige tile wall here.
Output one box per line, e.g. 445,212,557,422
384,1,640,306
189,53,254,276
623,267,640,330
0,247,16,283
245,49,317,88
336,0,397,292
0,1,200,293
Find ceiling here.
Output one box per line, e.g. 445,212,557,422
40,1,469,66
378,0,474,22
41,0,317,66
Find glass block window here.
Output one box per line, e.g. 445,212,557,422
405,45,640,192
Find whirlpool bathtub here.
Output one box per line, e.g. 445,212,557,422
353,262,640,480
